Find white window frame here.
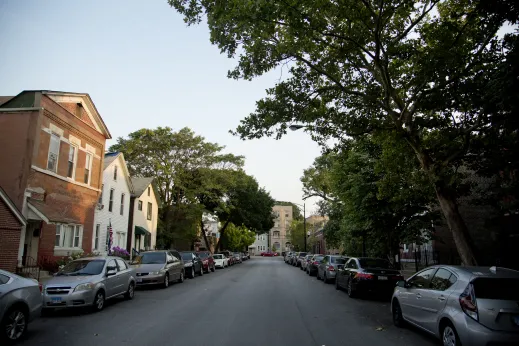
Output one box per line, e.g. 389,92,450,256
113,165,118,181
147,202,152,220
109,188,114,212
120,193,125,215
47,132,61,173
67,144,77,179
55,224,83,250
84,152,93,185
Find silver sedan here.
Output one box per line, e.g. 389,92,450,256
0,269,42,343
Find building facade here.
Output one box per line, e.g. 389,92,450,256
270,205,293,252
93,152,133,254
127,177,159,253
249,233,268,255
0,90,111,272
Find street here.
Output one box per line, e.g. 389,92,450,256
21,257,437,346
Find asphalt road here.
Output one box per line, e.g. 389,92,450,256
21,257,438,346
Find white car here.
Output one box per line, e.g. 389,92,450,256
213,254,229,268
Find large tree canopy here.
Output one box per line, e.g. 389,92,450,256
169,0,517,265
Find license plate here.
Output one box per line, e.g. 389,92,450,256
51,297,62,303
513,315,519,326
137,278,142,283
378,276,388,280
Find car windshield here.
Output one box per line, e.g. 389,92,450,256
134,252,166,264
313,256,324,261
299,252,307,257
198,253,209,259
58,259,105,276
331,257,346,264
213,254,223,259
359,258,392,269
181,253,193,260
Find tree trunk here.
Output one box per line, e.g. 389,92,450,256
215,220,230,251
434,184,478,266
200,220,213,253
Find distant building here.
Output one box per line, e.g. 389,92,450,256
249,233,268,255
127,177,159,253
270,205,293,252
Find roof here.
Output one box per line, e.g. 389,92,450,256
131,177,155,197
102,152,134,193
0,96,14,106
0,187,26,226
27,199,81,224
103,152,120,170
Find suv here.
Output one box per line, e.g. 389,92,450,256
392,266,519,346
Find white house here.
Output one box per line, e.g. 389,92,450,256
93,152,133,255
129,177,159,252
250,233,268,256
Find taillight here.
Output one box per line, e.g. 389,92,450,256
459,283,478,321
313,261,319,265
39,283,43,293
328,265,335,271
355,272,374,280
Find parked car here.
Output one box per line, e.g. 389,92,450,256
261,251,274,257
212,254,229,268
131,250,184,288
197,251,216,273
391,265,519,346
317,255,348,283
306,254,324,276
337,257,402,296
0,269,42,343
233,252,242,263
295,252,308,267
240,252,248,261
285,252,294,263
180,252,204,278
217,251,234,266
42,256,136,314
301,254,313,271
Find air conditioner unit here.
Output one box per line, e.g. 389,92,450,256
96,203,104,210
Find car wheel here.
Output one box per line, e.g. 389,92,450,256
1,306,28,343
199,266,204,276
441,322,461,346
190,268,195,278
392,300,405,327
335,277,341,290
125,282,135,300
178,270,184,283
211,264,216,272
92,290,105,312
163,273,170,288
347,279,356,298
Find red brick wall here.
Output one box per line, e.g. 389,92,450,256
0,200,22,273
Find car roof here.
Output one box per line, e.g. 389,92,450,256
439,265,519,279
79,256,118,261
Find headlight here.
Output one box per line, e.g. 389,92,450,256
184,262,193,267
74,283,95,292
149,270,165,275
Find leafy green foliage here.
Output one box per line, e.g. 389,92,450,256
220,223,256,251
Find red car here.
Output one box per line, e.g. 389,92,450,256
196,251,216,273
261,251,274,257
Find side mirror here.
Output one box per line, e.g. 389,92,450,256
106,268,117,277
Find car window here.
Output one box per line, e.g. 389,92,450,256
409,268,437,289
347,259,358,269
59,259,106,276
472,278,519,300
0,273,10,284
107,259,117,272
172,251,181,260
116,259,128,271
430,268,456,291
166,253,174,263
135,252,166,264
359,258,392,269
331,257,346,264
181,252,193,260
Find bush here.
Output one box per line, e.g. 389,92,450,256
111,246,130,259
57,251,101,270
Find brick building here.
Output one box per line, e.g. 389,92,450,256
0,187,27,272
0,90,111,273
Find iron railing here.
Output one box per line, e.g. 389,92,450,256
17,256,40,280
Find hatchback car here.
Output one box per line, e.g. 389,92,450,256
300,255,313,271
42,256,135,313
317,255,348,283
131,250,185,288
0,270,42,343
392,265,519,346
197,251,216,273
180,252,204,278
213,254,229,268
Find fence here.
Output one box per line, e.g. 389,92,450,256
400,248,441,272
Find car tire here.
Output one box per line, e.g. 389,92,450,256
163,273,170,289
441,321,461,346
1,305,28,343
190,267,195,278
178,270,185,283
347,279,356,298
125,282,135,300
392,299,405,328
211,264,215,272
92,290,105,312
199,266,204,276
335,278,341,290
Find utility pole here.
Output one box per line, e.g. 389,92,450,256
303,203,307,252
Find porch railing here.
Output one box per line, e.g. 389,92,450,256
16,256,40,281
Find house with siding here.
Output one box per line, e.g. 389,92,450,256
93,152,133,255
0,90,111,274
127,177,159,253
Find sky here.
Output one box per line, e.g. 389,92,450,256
0,0,321,214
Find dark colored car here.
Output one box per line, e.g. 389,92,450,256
337,257,403,297
132,250,185,288
179,252,204,278
233,252,242,263
306,254,324,275
197,251,216,273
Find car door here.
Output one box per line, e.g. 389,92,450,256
399,267,438,326
115,259,130,294
421,268,458,332
171,251,183,279
346,258,360,285
105,259,119,297
165,252,175,278
319,256,329,277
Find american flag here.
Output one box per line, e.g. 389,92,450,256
107,221,113,255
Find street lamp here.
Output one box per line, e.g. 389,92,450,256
292,201,307,252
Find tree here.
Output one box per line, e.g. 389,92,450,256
221,223,256,251
169,0,517,265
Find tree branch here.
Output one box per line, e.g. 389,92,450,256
392,0,439,43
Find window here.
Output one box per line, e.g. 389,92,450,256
0,273,10,284
84,153,92,184
347,259,357,269
116,259,127,271
120,193,125,215
107,259,117,271
109,189,114,212
105,229,110,252
430,269,457,291
55,225,83,248
67,145,76,178
273,231,280,238
113,165,118,181
98,185,104,204
47,132,61,172
94,224,100,250
147,202,152,220
409,268,437,289
285,213,289,218
147,186,151,196
138,200,143,211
